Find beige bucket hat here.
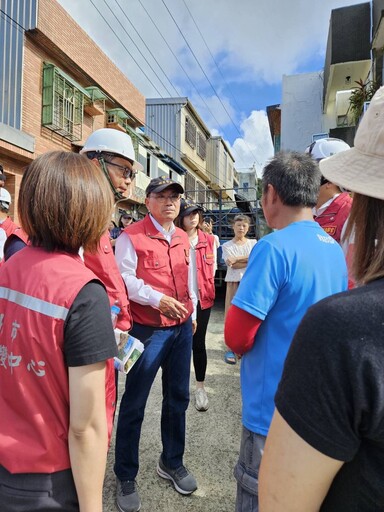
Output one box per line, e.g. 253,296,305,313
319,85,384,200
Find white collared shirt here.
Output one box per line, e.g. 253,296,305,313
115,214,197,319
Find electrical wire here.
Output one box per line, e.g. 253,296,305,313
161,0,262,167
99,0,178,97
113,0,181,97
136,0,251,169
85,0,238,187
87,0,164,97
0,8,26,33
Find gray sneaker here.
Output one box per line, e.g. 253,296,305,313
195,388,209,411
157,457,197,495
116,479,141,512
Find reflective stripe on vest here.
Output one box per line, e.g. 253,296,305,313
0,286,69,320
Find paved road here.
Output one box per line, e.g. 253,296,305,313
103,291,242,511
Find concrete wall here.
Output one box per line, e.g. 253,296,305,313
281,71,324,152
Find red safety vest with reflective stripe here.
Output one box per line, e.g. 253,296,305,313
125,215,193,327
0,246,115,474
314,192,352,243
83,231,132,331
195,231,215,310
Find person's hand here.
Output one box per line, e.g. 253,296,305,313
226,256,237,267
192,320,197,334
159,295,189,319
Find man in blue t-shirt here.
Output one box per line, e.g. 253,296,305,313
224,151,348,512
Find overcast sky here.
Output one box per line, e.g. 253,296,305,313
58,0,365,171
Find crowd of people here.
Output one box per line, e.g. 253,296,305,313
1,85,384,512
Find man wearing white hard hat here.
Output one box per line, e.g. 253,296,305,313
307,138,353,243
80,128,144,333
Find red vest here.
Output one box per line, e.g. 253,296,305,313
0,247,115,473
195,231,215,310
83,231,132,331
1,216,29,244
125,215,193,327
314,192,352,243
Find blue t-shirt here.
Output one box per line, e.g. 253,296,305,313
232,220,348,436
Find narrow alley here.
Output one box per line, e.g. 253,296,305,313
103,291,242,512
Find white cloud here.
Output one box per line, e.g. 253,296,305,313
229,111,274,172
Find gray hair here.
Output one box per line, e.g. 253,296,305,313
262,151,321,208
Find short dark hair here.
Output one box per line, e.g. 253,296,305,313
262,151,320,208
19,151,113,253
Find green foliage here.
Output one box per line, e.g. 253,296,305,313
349,79,380,124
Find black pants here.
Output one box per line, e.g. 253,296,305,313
192,302,212,382
0,465,78,512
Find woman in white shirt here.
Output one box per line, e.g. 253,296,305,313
222,214,257,364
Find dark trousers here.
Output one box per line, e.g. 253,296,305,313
192,302,212,382
0,465,78,512
114,318,193,481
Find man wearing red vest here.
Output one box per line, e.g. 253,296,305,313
307,138,353,244
114,176,197,512
80,128,141,332
313,179,352,243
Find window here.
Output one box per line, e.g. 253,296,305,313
42,64,85,141
197,132,207,160
185,116,197,149
197,181,206,204
185,172,196,200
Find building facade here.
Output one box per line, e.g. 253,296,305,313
146,97,236,207
268,2,372,152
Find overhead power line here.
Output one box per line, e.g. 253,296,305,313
161,0,262,166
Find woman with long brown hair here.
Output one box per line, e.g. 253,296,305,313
0,151,117,512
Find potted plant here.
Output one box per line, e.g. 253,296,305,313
349,79,380,125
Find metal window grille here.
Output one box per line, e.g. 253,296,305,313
197,132,207,160
42,64,84,141
197,181,206,204
185,172,196,200
185,116,197,149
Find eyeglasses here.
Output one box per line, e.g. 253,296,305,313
150,193,181,203
105,160,137,180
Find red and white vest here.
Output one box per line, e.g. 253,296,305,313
1,216,29,244
0,247,115,473
125,215,193,327
83,231,132,331
314,192,352,243
195,231,215,310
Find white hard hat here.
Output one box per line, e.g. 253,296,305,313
0,188,11,209
305,138,350,161
80,128,143,171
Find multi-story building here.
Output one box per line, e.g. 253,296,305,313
268,2,372,151
0,0,185,221
146,97,236,206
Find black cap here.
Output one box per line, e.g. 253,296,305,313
179,198,203,218
145,175,184,196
